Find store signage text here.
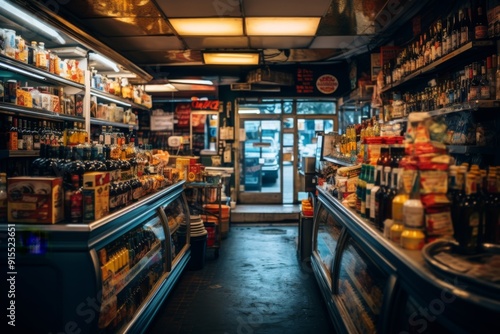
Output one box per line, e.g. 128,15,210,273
191,100,220,111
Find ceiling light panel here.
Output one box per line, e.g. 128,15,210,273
183,37,249,49
144,84,178,92
169,18,243,36
203,52,259,65
243,0,332,16
246,17,320,36
156,0,241,17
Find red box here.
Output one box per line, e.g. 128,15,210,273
7,177,64,224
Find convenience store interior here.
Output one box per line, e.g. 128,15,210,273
1,0,500,333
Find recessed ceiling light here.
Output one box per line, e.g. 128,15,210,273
203,52,260,65
169,18,243,36
246,17,321,36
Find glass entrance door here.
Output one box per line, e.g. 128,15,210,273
239,118,283,204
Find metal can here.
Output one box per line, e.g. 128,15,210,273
5,79,17,104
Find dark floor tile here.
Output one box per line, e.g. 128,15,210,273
148,226,335,334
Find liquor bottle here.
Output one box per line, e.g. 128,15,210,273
480,63,491,99
487,55,496,100
7,116,18,151
435,19,443,59
28,41,37,66
370,165,383,223
443,16,451,55
33,120,41,151
365,165,375,220
483,167,500,244
474,1,488,40
469,62,480,101
17,118,25,150
454,171,482,254
64,174,83,223
451,12,460,50
23,119,33,151
359,165,368,218
0,173,7,222
382,167,397,223
460,8,470,46
375,166,390,230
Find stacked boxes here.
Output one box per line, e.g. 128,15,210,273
7,177,64,224
83,172,110,223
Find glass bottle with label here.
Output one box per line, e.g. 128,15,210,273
454,171,482,253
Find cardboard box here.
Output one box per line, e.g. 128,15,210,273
16,89,32,108
83,172,110,223
7,177,64,224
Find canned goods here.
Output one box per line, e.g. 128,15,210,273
5,80,17,104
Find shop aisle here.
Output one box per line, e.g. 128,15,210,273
148,225,335,334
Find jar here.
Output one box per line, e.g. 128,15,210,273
400,227,426,250
389,221,405,244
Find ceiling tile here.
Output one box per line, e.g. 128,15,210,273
243,0,332,16
249,37,313,49
183,37,249,49
60,0,162,18
122,50,204,65
156,0,242,18
104,36,184,51
82,18,174,37
309,36,372,49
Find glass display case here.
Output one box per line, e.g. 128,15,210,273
312,187,500,334
0,181,190,334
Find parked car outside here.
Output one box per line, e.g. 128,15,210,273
244,137,280,183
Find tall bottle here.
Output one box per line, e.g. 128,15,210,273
356,164,366,216
474,1,488,40
374,166,390,230
7,116,18,151
365,165,375,220
36,42,48,71
370,165,383,224
454,171,482,254
483,167,500,244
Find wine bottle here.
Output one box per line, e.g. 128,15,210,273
474,1,488,40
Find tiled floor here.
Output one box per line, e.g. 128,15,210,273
147,225,335,334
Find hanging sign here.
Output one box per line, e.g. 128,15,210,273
191,100,220,111
316,74,339,95
150,114,174,131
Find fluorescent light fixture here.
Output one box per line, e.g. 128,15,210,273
91,91,131,106
0,62,46,80
238,108,261,114
169,18,243,36
203,52,260,65
246,17,321,36
89,52,120,72
50,46,88,57
169,79,213,86
144,84,178,92
0,0,66,44
106,73,138,79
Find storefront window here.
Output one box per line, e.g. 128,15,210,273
297,100,336,115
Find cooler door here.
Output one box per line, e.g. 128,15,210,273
96,214,168,332
335,235,389,333
312,201,344,290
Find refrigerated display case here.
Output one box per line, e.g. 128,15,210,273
0,181,190,334
312,187,500,334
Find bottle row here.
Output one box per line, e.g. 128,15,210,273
383,1,491,86
386,55,499,120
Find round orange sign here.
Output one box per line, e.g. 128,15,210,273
316,74,339,94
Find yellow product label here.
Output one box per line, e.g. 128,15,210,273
392,194,409,222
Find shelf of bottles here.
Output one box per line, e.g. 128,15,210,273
97,216,167,332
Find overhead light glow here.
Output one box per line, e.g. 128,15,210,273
246,17,321,36
203,52,260,65
0,0,66,44
89,52,120,72
169,79,213,86
0,62,46,80
91,90,131,106
144,84,178,92
169,18,243,36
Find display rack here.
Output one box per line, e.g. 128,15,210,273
184,182,222,258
